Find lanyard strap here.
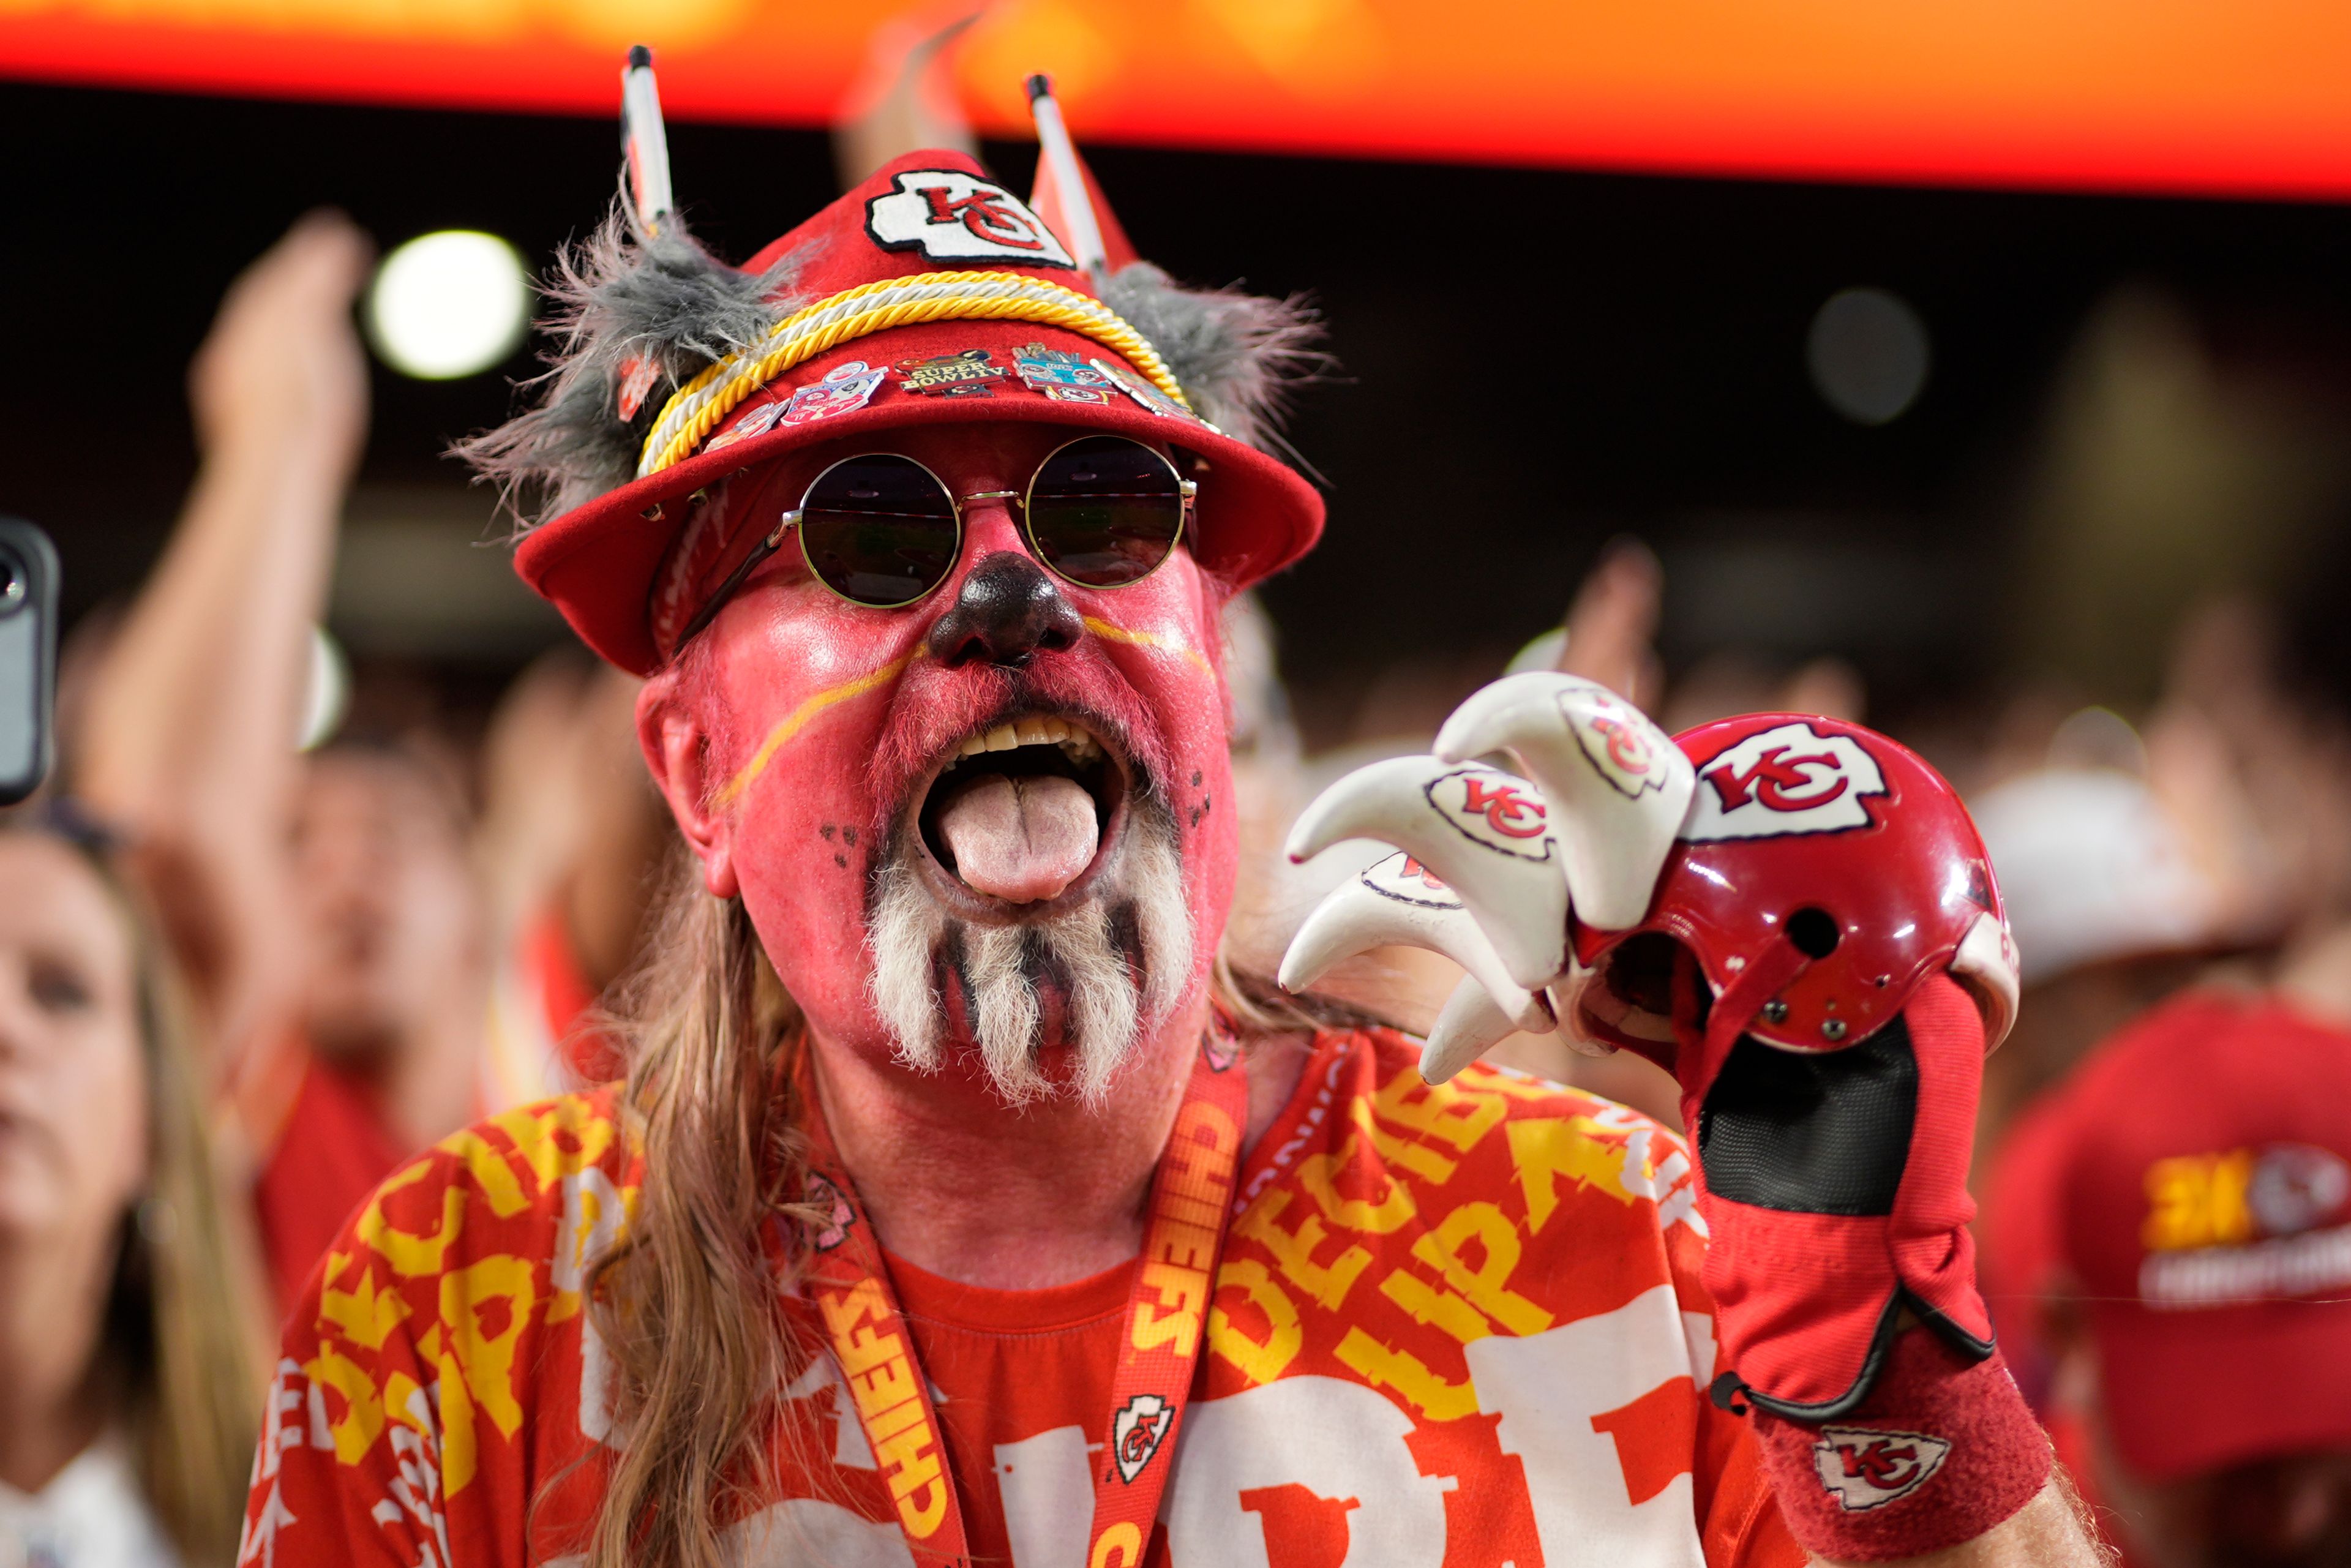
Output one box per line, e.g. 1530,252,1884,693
794,1021,1250,1568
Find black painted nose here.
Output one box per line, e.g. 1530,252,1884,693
929,552,1085,668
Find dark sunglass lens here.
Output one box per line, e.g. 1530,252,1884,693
1025,437,1184,588
798,456,959,607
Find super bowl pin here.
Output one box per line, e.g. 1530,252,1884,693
779,360,887,427
1089,358,1191,421
1013,342,1117,405
702,398,789,454
896,348,1007,398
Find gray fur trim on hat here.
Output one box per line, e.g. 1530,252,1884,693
1098,262,1322,456
458,208,1322,531
454,198,799,531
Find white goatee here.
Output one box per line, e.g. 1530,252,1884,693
866,806,1192,1106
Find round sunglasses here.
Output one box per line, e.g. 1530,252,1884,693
674,435,1196,647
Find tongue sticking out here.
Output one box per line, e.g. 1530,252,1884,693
935,773,1101,903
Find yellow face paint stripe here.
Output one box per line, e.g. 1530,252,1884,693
1081,616,1212,674
715,653,915,810
714,619,1201,812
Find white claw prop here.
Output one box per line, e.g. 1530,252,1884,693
1285,756,1572,990
1434,672,1695,932
1421,974,1539,1084
1278,853,1551,1032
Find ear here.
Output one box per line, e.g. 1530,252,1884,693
636,669,741,900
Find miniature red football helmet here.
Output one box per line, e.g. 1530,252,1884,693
1567,713,2019,1056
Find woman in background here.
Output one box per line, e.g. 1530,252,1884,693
0,812,260,1567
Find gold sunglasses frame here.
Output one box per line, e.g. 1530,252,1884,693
673,435,1196,648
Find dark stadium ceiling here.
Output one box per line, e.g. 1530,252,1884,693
7,81,2351,712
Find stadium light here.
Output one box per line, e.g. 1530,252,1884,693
1808,287,1931,427
365,230,530,380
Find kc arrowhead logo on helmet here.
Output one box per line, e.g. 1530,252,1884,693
1685,719,1891,842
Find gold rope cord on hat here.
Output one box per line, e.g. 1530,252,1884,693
637,271,1193,479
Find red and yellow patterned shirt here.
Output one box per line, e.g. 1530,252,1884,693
240,1027,1804,1567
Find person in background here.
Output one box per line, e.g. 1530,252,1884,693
1971,594,2351,1168
1968,754,2237,1161
241,733,490,1307
0,812,261,1567
73,214,497,1315
1967,759,2249,1414
476,655,669,1104
1985,989,2351,1566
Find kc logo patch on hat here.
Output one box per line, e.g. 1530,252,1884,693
2139,1141,2351,1307
867,170,1076,268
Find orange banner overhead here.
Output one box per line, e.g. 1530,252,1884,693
7,0,2351,199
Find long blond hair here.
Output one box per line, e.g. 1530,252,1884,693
576,865,827,1568
13,825,262,1567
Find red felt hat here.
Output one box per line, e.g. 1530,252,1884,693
2017,991,2351,1481
501,150,1324,675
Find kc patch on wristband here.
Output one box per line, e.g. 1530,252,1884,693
1811,1425,1952,1510
1753,1332,2050,1561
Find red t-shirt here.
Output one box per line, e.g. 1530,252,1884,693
481,901,626,1114
255,904,623,1318
251,1053,409,1318
241,1027,1805,1567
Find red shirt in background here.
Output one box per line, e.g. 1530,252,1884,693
250,909,623,1317
480,901,624,1114
250,1053,408,1316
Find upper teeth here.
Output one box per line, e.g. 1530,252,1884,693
954,716,1103,765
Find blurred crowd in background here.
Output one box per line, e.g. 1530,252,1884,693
12,40,2351,1568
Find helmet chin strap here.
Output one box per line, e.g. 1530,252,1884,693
1669,934,1814,1087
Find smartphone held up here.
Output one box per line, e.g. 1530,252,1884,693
0,519,58,806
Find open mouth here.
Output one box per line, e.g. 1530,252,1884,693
917,713,1128,907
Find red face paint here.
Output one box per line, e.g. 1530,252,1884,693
642,422,1237,1086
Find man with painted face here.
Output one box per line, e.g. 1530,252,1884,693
241,135,2097,1568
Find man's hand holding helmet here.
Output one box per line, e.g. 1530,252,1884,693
1281,673,2049,1561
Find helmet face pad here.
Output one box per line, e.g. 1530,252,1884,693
1697,1018,1921,1215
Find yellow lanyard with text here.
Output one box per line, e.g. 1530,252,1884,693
795,1024,1249,1568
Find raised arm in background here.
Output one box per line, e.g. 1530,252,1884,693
76,213,372,1066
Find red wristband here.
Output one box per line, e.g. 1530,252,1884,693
1746,1328,2051,1562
